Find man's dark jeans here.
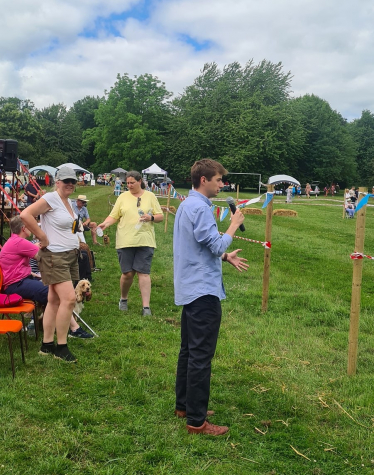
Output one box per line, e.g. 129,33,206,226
175,295,222,427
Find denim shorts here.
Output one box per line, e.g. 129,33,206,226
36,249,79,285
117,247,154,275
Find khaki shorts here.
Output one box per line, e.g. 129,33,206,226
36,249,79,285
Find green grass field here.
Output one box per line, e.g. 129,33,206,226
1,187,374,475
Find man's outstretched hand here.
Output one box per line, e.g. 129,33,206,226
227,249,249,272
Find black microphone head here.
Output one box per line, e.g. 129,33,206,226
226,196,235,205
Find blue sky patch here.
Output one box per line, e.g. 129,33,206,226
29,37,60,58
80,2,151,38
178,34,212,51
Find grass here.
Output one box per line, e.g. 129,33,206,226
1,187,374,474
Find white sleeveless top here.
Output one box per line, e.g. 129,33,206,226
40,191,79,252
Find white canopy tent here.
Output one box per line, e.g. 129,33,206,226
267,174,300,186
142,163,167,176
56,163,90,174
29,165,58,177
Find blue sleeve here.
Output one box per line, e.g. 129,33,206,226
193,206,232,256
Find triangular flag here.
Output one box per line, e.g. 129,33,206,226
355,194,374,213
262,192,274,209
246,195,263,205
220,207,230,222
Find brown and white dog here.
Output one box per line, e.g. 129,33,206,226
74,279,92,315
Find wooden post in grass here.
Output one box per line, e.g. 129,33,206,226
164,185,171,233
262,184,274,312
347,187,367,375
236,184,240,203
343,188,348,219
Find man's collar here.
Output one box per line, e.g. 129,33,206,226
189,189,212,205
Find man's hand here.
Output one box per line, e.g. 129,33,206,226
226,249,249,272
231,209,244,228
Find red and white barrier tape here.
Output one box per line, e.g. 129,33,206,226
219,231,271,248
350,252,374,260
160,208,271,248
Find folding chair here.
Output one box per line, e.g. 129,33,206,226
0,320,25,378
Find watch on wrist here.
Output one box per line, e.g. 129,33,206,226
151,215,155,221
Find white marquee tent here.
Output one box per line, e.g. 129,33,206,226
267,174,300,186
29,165,58,177
142,163,167,176
57,163,90,174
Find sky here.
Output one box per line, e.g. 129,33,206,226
1,0,373,121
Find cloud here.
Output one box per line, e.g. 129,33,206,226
1,0,374,119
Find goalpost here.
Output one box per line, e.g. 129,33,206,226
227,172,262,194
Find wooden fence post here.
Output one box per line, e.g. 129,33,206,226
347,187,367,375
262,184,274,312
164,185,171,233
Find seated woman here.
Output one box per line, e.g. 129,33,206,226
345,199,355,218
0,216,93,339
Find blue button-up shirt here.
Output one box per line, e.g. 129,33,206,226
72,200,90,221
173,190,233,306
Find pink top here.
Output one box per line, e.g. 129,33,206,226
0,234,39,289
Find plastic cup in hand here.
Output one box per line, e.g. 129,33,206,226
135,209,144,230
96,227,104,237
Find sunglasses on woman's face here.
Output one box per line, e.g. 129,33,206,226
62,179,77,185
137,197,141,207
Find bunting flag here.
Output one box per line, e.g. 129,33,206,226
239,194,265,207
354,193,374,213
220,207,229,222
262,192,274,209
150,185,272,219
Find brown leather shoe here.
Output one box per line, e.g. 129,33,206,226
187,421,229,436
174,409,215,418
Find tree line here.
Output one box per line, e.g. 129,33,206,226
1,59,374,189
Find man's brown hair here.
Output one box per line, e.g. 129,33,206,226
191,159,228,189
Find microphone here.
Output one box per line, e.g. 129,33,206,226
226,196,245,232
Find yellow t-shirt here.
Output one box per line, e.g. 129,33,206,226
109,190,163,249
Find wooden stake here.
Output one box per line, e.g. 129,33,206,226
236,184,240,203
343,188,348,219
164,184,171,233
262,184,274,312
347,187,367,375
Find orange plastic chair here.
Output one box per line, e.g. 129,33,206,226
0,267,36,350
0,301,36,350
0,320,25,378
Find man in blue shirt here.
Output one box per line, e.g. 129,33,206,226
72,195,99,245
173,159,248,436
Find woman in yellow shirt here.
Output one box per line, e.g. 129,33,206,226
99,170,164,316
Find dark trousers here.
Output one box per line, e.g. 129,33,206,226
175,295,222,427
5,276,48,305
